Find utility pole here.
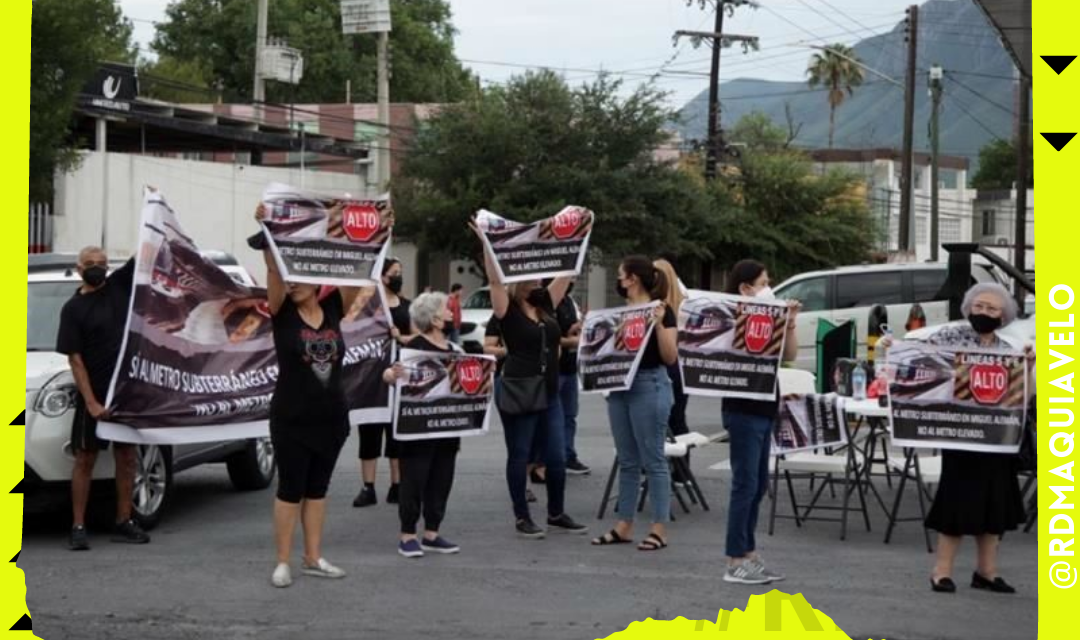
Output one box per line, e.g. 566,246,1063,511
1013,75,1031,307
377,30,391,190
253,0,269,121
704,4,726,181
929,64,943,262
898,4,918,255
677,1,759,181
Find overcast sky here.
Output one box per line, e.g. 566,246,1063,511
119,0,923,106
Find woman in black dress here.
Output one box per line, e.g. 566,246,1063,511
912,283,1034,594
255,204,364,588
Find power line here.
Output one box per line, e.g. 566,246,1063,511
944,71,1017,117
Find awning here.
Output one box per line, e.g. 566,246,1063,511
973,0,1032,79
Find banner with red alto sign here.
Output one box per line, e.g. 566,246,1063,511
678,291,790,401
392,350,496,441
577,302,659,393
261,182,391,287
886,340,1029,453
475,207,593,283
772,393,848,454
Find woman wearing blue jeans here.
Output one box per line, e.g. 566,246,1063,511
472,221,588,539
591,256,679,552
721,260,801,585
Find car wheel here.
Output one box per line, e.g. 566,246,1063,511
132,445,172,531
226,437,276,491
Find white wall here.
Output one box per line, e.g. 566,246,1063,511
53,153,372,283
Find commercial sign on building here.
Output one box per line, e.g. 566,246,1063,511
82,63,139,112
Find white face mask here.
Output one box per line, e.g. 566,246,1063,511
755,286,776,300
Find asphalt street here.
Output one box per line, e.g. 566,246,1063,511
20,395,1038,640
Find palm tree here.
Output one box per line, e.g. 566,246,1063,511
806,44,865,149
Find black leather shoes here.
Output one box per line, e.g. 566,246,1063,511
930,577,957,593
972,572,1016,594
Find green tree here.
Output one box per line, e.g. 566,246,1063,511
393,71,717,264
138,56,216,103
30,0,135,202
971,138,1034,190
806,44,864,149
728,111,788,153
151,0,475,104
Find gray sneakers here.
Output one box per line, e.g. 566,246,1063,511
723,561,773,585
747,556,785,582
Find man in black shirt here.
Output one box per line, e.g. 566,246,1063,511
56,246,150,550
556,283,589,475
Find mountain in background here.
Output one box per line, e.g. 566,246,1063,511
674,0,1017,173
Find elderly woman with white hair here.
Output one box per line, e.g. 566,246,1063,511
382,292,465,558
894,282,1033,595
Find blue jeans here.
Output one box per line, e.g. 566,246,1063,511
559,374,580,462
605,368,674,524
724,410,775,558
499,383,567,521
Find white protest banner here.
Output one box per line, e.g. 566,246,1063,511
887,340,1028,453
678,290,790,401
577,302,659,393
261,182,391,287
772,393,848,454
99,190,276,444
393,350,496,441
475,207,593,283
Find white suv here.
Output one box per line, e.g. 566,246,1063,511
773,262,1005,372
25,253,275,529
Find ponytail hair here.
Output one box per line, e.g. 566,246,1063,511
621,255,669,302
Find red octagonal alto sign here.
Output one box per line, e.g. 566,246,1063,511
970,363,1008,405
622,316,648,352
457,358,485,396
342,203,381,243
551,208,583,240
745,314,774,354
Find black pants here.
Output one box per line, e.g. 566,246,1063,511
398,441,459,535
359,422,400,460
274,439,338,504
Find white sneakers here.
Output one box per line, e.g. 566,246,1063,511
272,558,346,588
271,563,292,588
301,557,347,579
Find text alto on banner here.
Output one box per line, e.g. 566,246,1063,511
678,290,790,401
475,207,593,284
392,349,496,441
261,182,391,287
577,302,659,393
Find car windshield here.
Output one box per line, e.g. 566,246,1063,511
27,281,78,352
463,289,491,310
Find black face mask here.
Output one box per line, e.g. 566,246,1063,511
969,313,1003,335
615,282,628,299
526,287,548,308
385,275,403,294
82,265,107,288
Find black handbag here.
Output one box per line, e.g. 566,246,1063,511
496,324,549,416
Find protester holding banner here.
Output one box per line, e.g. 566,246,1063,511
655,259,690,478
721,260,800,585
591,256,677,551
57,247,151,550
471,221,588,539
884,283,1031,595
556,281,589,475
256,204,359,588
354,257,410,508
382,293,466,558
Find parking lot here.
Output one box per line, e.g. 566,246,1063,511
20,394,1037,640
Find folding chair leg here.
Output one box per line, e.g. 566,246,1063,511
681,460,710,511
597,456,618,520
840,462,854,541
884,449,914,545
855,466,872,533
769,462,780,536
673,458,699,506
672,481,691,515
784,470,802,527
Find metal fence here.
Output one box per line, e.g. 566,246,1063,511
29,202,52,254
